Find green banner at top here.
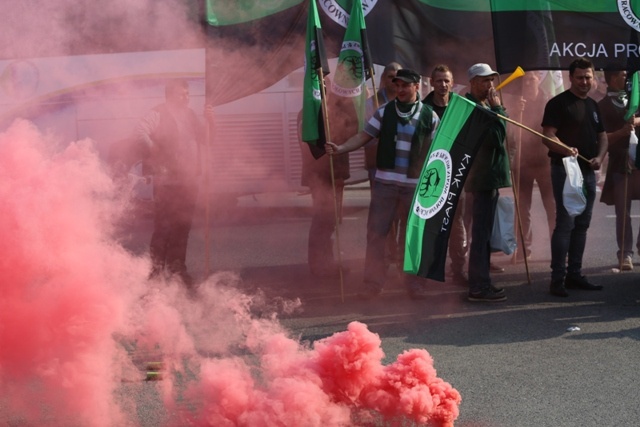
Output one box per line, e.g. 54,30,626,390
206,0,302,26
204,0,640,105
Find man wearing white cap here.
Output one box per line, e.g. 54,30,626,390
464,63,512,302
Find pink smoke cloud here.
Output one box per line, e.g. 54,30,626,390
0,120,460,426
183,321,460,427
0,119,143,426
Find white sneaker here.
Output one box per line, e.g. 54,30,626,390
621,256,634,271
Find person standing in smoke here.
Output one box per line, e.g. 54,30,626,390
137,79,214,290
542,57,608,297
464,63,511,302
598,67,640,271
297,78,355,278
423,64,468,285
364,62,403,275
325,69,439,300
506,72,555,262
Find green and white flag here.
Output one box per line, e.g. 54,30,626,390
301,0,329,144
331,0,369,129
625,71,639,121
404,94,500,281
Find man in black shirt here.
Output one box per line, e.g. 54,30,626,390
541,58,608,297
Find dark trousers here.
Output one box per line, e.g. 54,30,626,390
363,181,419,292
468,189,499,292
150,183,197,274
549,163,596,281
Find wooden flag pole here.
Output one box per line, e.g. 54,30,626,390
204,117,211,278
510,103,532,278
495,111,590,163
318,68,345,303
495,77,531,284
370,68,379,110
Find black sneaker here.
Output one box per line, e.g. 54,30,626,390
468,288,507,302
549,279,569,297
565,274,602,291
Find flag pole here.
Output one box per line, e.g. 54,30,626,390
203,43,213,279
504,110,531,282
204,120,211,278
318,68,345,303
495,76,531,284
511,102,526,266
493,111,591,163
370,71,379,110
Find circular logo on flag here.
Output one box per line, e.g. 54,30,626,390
618,0,640,32
319,0,379,28
332,48,364,97
414,149,452,220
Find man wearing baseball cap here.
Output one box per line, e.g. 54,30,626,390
464,63,512,302
325,68,440,300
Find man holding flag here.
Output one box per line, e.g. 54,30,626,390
464,63,512,302
542,58,607,297
300,0,367,280
325,68,439,300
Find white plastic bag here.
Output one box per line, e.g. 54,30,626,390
490,196,517,255
629,131,638,167
562,156,587,217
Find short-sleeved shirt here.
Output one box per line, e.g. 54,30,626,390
541,90,604,168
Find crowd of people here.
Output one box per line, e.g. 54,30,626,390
141,57,638,303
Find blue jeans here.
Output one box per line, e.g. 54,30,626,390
468,189,499,293
363,181,418,291
550,163,596,282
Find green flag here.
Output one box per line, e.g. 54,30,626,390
331,0,368,130
301,0,329,144
625,71,639,121
404,94,500,281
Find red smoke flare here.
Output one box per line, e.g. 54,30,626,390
0,120,460,426
185,321,460,426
